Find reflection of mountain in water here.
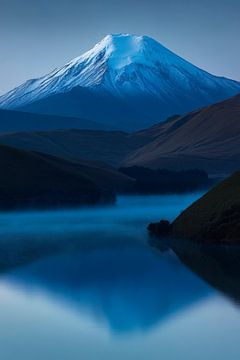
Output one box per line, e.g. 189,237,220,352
1,243,210,333
0,194,211,334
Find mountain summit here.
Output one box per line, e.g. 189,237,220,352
1,34,240,130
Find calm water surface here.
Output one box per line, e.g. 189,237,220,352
0,194,240,360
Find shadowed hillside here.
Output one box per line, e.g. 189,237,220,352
0,144,135,210
148,171,240,243
0,128,152,167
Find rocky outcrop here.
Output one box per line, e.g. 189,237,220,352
148,220,172,236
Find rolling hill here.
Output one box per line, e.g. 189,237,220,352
0,127,152,167
124,94,240,175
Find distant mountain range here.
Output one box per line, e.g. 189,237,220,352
0,34,240,131
1,94,240,176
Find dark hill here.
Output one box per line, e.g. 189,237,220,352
0,144,132,210
148,171,240,244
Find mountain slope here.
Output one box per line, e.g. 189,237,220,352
1,34,240,131
124,94,240,175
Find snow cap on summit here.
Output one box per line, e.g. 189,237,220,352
79,33,177,69
0,33,240,119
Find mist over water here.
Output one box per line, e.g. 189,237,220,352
0,193,240,360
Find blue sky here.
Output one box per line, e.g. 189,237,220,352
0,0,239,94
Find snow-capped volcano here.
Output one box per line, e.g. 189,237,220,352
1,34,240,130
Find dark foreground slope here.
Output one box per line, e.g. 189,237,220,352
125,94,240,175
148,172,240,243
0,144,126,210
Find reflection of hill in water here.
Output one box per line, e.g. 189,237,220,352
1,240,210,333
151,238,240,305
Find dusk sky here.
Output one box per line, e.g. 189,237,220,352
0,0,239,95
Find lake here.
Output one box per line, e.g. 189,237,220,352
0,193,240,360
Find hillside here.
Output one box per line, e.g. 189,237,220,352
172,171,240,242
0,144,134,210
148,171,240,243
124,94,240,175
0,128,151,167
